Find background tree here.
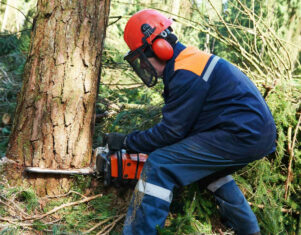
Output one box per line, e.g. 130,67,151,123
4,0,110,196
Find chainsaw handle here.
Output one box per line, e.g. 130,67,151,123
102,133,109,146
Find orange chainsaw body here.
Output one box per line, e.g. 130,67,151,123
110,153,148,179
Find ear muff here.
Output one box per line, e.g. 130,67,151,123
152,38,174,61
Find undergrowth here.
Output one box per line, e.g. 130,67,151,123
0,175,124,234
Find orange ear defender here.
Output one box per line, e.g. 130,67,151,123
152,38,174,61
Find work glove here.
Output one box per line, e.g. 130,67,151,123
107,133,127,151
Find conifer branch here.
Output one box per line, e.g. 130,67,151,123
19,193,103,222
249,202,300,214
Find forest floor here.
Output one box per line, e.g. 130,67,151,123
0,158,235,235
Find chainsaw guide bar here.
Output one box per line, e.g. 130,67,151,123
24,167,95,175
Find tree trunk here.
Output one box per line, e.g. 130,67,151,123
5,0,110,196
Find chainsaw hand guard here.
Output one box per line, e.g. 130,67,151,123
107,133,127,151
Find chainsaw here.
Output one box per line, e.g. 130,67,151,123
94,146,148,185
25,145,148,186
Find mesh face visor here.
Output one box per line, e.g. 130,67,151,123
124,45,158,87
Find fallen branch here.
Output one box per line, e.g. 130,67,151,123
20,193,103,222
285,113,301,200
0,195,29,218
0,220,33,228
96,214,125,235
0,199,18,217
0,216,15,223
41,190,87,199
248,202,299,214
83,216,114,234
0,218,61,231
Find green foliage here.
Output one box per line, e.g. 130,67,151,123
51,224,69,235
16,188,39,212
0,227,20,235
71,175,93,197
0,1,34,157
234,160,296,234
35,176,117,233
46,194,116,233
0,205,8,217
158,185,218,234
0,31,31,157
0,184,39,216
32,220,48,231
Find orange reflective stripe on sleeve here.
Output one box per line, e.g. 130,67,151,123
174,47,211,76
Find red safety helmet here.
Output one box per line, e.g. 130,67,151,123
124,9,174,87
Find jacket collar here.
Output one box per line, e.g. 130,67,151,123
163,42,186,84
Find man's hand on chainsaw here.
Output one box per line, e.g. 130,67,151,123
107,133,127,151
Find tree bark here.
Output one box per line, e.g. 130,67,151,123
5,0,110,196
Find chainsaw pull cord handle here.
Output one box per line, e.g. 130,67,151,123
117,150,123,182
134,153,140,180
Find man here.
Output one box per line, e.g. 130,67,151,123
107,9,276,235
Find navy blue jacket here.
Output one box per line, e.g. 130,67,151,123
126,42,276,162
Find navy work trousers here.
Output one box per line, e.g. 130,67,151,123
123,137,260,235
